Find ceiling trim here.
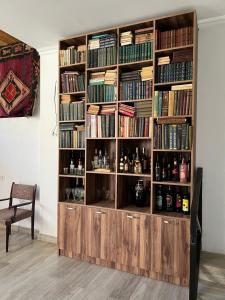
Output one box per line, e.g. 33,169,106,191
38,45,58,55
198,14,225,26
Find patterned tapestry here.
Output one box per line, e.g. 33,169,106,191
0,42,40,117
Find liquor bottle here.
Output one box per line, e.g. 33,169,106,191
98,150,103,168
69,158,75,174
187,158,191,181
156,185,163,211
172,156,179,181
124,156,129,173
134,147,142,174
103,149,110,169
78,157,83,175
180,157,188,183
182,190,190,214
119,151,124,173
167,160,172,181
175,188,182,212
93,148,99,169
141,147,148,173
155,156,161,181
161,157,167,181
165,186,174,212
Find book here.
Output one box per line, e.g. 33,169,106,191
61,72,85,93
59,123,85,148
86,113,115,138
59,44,86,66
156,61,192,83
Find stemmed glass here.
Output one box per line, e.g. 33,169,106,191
65,188,71,201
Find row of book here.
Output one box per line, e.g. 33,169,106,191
119,42,153,63
59,123,85,148
119,116,151,137
119,101,152,117
59,45,86,66
61,72,85,93
154,84,192,117
59,99,85,121
120,80,152,101
156,61,192,83
88,46,117,68
120,28,154,45
153,123,192,150
86,114,115,138
156,26,193,50
88,85,116,103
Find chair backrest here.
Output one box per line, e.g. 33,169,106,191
9,183,37,207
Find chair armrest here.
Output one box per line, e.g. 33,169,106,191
10,201,33,218
0,198,10,202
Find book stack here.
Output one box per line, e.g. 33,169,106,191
61,72,85,93
156,26,193,50
119,115,151,137
154,84,192,117
86,107,115,138
156,60,192,83
87,105,100,115
134,101,152,117
59,44,86,66
88,34,117,67
140,66,153,81
153,121,192,150
172,49,193,63
60,96,85,121
120,70,152,100
59,123,85,148
88,71,116,103
120,31,133,45
118,104,135,117
158,56,170,65
119,28,153,63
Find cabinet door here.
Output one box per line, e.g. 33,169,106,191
84,207,117,262
117,211,151,270
151,216,190,281
58,203,82,257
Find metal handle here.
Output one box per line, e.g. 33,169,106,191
96,211,106,215
127,215,140,220
163,219,179,225
67,207,76,211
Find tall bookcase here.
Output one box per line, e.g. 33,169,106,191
58,10,197,287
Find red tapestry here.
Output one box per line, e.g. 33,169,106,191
0,43,40,117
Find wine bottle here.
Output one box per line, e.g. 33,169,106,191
165,186,173,212
155,156,161,181
180,157,188,183
161,157,167,181
182,190,190,215
124,156,129,173
172,156,179,181
156,185,163,211
141,147,147,173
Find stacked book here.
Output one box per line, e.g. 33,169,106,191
59,123,85,148
153,121,192,150
120,69,152,100
60,96,85,121
88,70,117,103
61,72,85,93
172,49,193,63
88,34,117,68
118,103,151,137
140,66,153,81
119,28,153,63
154,84,192,117
59,44,86,66
158,56,170,65
86,105,115,138
156,26,193,50
156,59,192,83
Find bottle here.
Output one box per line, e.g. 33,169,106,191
182,191,190,214
161,157,167,181
124,156,129,173
134,147,142,174
141,147,147,173
155,156,161,181
135,180,146,207
69,158,75,174
165,186,174,212
93,148,99,169
119,152,124,173
98,150,103,168
180,157,188,183
78,157,83,175
172,156,179,181
175,188,182,213
156,185,163,211
167,160,172,181
187,158,191,181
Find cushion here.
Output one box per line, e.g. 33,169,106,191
0,208,32,225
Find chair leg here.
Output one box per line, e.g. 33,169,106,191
6,225,10,252
31,215,34,240
9,225,11,235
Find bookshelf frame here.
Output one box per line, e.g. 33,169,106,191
58,9,198,287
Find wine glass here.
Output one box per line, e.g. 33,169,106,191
65,188,71,201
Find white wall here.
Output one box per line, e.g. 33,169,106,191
0,20,224,254
197,21,225,254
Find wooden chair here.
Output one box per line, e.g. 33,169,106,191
0,183,37,252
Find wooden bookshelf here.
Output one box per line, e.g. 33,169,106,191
58,10,197,288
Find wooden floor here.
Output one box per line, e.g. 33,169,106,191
0,230,224,300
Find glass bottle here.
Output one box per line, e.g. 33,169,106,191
98,150,103,168
134,147,142,174
167,160,172,181
141,147,147,173
161,157,167,181
119,151,124,173
69,158,75,175
182,190,190,215
180,157,188,183
124,156,129,173
175,188,182,213
78,157,83,175
155,156,161,181
172,156,179,181
93,148,99,169
135,180,146,207
165,186,174,212
156,185,163,211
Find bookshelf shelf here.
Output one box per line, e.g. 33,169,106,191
154,80,192,87
152,181,191,187
118,172,151,178
58,10,197,286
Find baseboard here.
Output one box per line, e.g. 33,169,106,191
0,224,57,244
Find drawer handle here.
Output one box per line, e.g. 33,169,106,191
127,215,133,219
67,207,76,211
163,220,179,225
164,220,169,224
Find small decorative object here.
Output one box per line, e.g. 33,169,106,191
74,178,84,201
91,148,114,172
63,167,69,174
69,158,75,174
135,180,146,207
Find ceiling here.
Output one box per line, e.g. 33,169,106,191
0,0,225,49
